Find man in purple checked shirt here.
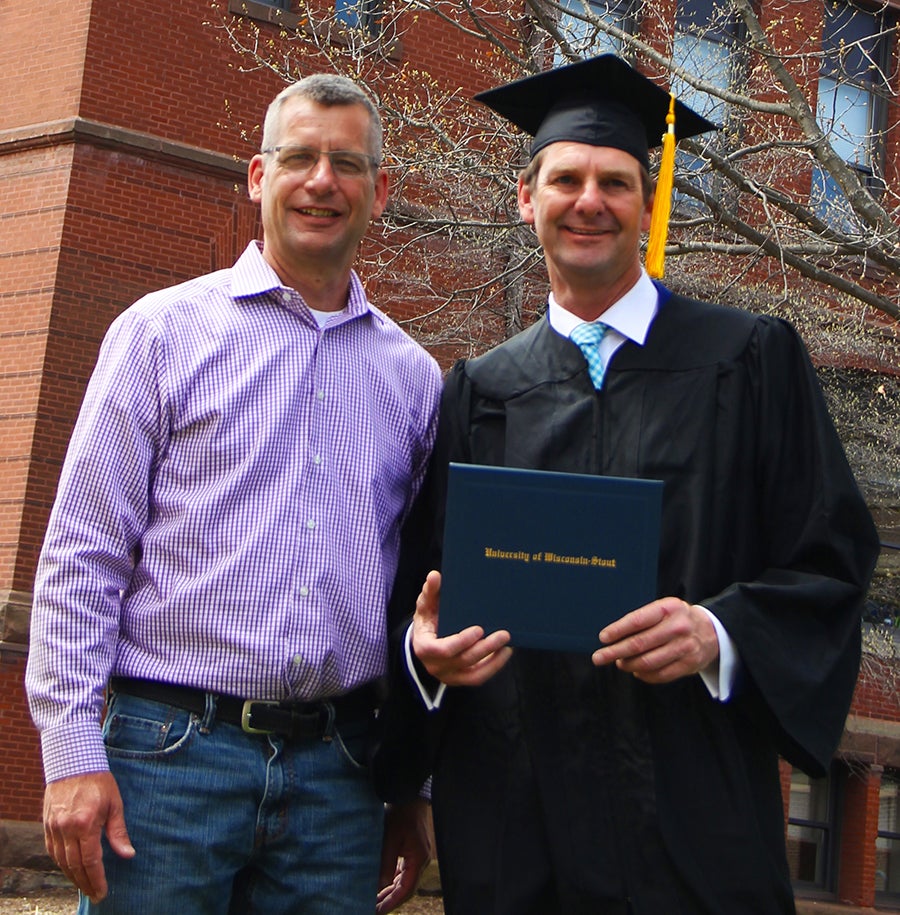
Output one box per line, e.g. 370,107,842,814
26,73,442,914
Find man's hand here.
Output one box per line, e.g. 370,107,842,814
376,798,433,914
43,771,135,903
412,570,512,686
592,597,719,683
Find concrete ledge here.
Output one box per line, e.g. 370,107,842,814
841,714,900,769
0,821,52,871
0,118,248,179
0,590,31,647
796,901,886,914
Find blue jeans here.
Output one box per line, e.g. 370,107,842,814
79,691,384,914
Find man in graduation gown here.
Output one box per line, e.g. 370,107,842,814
374,55,880,914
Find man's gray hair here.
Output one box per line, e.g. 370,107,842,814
261,74,383,164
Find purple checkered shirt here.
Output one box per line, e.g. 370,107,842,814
26,241,442,783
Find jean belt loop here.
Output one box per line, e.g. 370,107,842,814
200,691,217,734
321,701,336,743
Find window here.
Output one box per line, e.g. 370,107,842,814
336,0,383,36
671,0,737,122
554,0,637,61
787,767,843,891
228,0,296,25
877,772,900,903
669,0,738,205
813,1,892,229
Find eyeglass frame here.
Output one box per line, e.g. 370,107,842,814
261,145,381,178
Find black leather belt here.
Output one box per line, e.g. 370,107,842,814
109,677,380,741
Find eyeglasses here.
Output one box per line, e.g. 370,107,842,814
262,146,379,179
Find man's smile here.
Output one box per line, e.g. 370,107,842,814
296,206,340,217
563,224,616,236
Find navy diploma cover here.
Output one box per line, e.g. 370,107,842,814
440,463,663,652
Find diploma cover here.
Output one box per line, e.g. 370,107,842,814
439,463,663,652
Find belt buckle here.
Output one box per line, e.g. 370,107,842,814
241,699,280,735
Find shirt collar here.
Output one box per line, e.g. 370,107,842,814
548,268,659,344
230,241,376,325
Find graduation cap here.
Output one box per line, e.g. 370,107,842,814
474,54,718,278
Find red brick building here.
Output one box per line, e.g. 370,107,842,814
1,0,897,907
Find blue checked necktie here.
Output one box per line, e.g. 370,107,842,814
570,321,609,390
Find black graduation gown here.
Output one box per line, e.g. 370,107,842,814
376,291,879,915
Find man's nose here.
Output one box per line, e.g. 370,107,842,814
304,154,338,187
575,180,607,213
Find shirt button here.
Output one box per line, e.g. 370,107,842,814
299,586,309,597
316,390,325,400
292,654,303,666
313,455,322,465
306,519,317,530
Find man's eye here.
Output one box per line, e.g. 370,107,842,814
332,155,366,176
284,151,317,169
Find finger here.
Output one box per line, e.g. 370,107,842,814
595,617,714,681
376,859,421,914
439,644,513,687
57,843,91,901
377,830,401,893
44,825,62,870
377,853,397,896
77,833,109,903
598,601,667,646
419,629,510,680
376,864,403,913
593,626,666,667
619,651,700,684
436,628,510,666
414,621,487,659
610,639,686,675
595,598,696,665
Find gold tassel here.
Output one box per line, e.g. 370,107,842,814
646,94,676,280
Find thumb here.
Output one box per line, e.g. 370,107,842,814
413,572,441,647
414,571,442,631
105,805,135,860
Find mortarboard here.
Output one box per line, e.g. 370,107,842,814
474,54,718,277
473,53,717,169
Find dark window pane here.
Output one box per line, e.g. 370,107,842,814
822,1,886,87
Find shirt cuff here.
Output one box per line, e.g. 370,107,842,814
404,624,446,711
41,721,110,784
696,606,739,702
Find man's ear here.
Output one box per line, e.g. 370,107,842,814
370,168,389,220
247,154,265,204
518,175,535,225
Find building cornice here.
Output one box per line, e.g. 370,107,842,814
0,117,249,179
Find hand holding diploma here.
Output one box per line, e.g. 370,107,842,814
592,596,720,684
412,570,513,686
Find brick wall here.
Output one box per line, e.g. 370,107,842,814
0,655,43,821
0,0,89,131
838,765,882,907
0,143,70,594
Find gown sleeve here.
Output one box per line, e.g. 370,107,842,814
705,317,879,775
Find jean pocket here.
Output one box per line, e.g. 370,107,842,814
333,721,375,771
103,694,198,760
